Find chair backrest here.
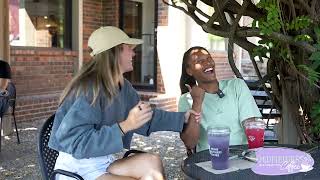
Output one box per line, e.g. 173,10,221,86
0,95,8,116
6,82,16,109
0,82,16,116
37,114,59,180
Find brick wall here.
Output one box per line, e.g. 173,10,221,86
83,0,119,63
10,47,77,122
158,0,168,26
6,1,234,124
103,0,119,26
212,51,235,80
149,96,177,112
156,0,167,93
156,58,165,93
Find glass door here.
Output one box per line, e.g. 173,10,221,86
120,0,157,90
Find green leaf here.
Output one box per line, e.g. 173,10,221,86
297,65,320,84
286,16,311,31
312,60,320,69
311,101,320,135
315,26,320,43
294,34,313,42
253,46,269,58
252,20,258,28
309,51,320,61
314,44,320,50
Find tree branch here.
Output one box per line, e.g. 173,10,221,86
310,0,319,23
180,0,211,20
226,0,249,79
212,0,229,28
295,0,315,19
229,0,248,33
165,2,231,39
202,24,230,37
245,70,279,88
200,0,265,19
295,0,312,12
234,37,257,52
207,0,228,26
249,53,263,81
248,53,281,111
227,41,243,79
236,29,317,53
163,0,206,26
289,0,296,19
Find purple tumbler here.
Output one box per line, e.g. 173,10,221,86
207,126,230,170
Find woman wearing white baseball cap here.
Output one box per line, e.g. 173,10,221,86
48,26,200,180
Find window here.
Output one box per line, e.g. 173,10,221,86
208,34,227,52
120,0,157,90
9,0,71,48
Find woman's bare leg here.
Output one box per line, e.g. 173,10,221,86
100,153,165,180
96,174,137,180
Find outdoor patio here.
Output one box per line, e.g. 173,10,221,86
0,119,187,180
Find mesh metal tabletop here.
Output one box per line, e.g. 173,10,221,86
181,144,320,180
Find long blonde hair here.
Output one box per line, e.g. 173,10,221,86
59,45,124,105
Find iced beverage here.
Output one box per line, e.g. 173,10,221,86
244,120,265,149
207,126,230,170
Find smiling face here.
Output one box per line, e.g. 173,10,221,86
186,48,217,84
118,44,136,73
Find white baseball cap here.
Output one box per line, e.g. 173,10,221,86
88,26,143,56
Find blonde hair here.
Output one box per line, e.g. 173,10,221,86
59,45,124,105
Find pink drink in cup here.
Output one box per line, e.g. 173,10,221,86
207,126,230,170
244,120,265,149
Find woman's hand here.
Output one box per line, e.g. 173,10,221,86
184,109,201,124
119,101,153,133
180,84,204,150
185,84,205,106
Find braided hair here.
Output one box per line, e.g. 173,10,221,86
180,46,210,94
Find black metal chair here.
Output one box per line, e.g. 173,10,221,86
4,82,19,139
0,82,20,152
37,114,84,180
0,60,20,152
38,114,145,180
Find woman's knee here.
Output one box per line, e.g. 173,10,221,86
107,153,165,179
142,153,165,179
143,153,163,169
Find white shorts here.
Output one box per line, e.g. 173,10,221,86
54,152,115,180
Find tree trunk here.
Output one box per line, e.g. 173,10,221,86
277,91,300,144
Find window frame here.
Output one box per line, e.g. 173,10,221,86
9,0,72,49
119,0,158,91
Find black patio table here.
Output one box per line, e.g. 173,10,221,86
181,144,320,180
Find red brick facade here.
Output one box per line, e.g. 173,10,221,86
212,52,235,80
83,0,120,63
158,0,168,26
10,47,77,122
7,0,234,123
156,58,165,93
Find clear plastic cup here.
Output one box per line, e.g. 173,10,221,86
244,120,265,149
207,126,230,170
